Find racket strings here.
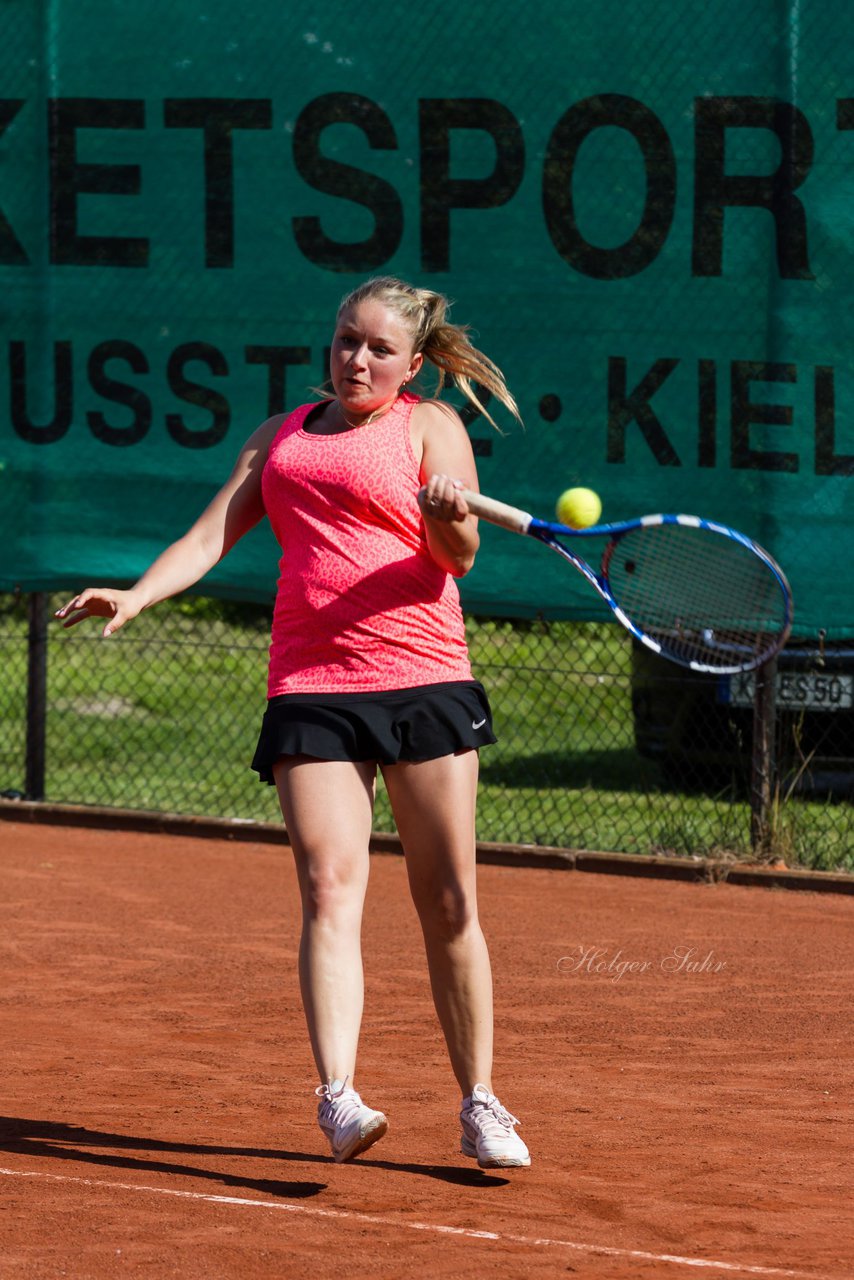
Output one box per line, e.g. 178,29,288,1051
604,524,789,668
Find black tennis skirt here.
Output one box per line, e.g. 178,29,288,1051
250,680,497,783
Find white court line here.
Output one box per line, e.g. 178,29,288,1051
0,1166,813,1278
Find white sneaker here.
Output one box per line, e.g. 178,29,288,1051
460,1083,531,1168
315,1078,388,1163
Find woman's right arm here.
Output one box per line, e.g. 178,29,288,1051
55,416,283,636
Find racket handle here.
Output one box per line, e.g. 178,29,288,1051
459,489,533,535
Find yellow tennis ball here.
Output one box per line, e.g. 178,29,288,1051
556,486,602,529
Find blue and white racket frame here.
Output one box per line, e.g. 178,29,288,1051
460,490,794,676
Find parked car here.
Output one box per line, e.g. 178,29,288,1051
630,636,854,797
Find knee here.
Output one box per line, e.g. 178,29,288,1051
413,882,477,941
299,859,365,923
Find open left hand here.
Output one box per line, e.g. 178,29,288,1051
54,587,144,637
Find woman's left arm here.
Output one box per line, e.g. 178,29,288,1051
414,401,481,577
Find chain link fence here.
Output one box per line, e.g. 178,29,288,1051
1,592,850,869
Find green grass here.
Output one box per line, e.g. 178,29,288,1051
0,596,851,870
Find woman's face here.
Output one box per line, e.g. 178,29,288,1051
330,299,423,417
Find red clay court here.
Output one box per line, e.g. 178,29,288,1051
2,820,852,1279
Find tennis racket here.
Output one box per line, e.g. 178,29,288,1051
461,489,794,674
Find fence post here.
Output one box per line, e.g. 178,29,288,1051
26,591,48,801
750,657,778,854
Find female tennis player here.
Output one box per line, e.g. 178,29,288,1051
55,276,531,1170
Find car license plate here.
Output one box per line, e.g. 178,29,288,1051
724,672,854,710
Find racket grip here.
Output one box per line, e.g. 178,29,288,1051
459,489,533,535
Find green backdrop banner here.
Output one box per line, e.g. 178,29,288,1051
1,0,852,636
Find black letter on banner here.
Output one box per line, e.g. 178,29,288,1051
87,340,151,445
163,99,272,268
420,99,524,273
543,95,675,279
166,343,230,448
730,361,799,471
607,357,681,464
815,365,854,476
693,97,813,279
245,346,311,417
0,101,29,263
49,99,148,267
10,340,73,442
698,358,717,467
293,94,402,272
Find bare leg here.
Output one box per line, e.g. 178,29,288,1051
382,749,493,1097
273,756,376,1087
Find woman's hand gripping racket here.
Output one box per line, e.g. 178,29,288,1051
461,490,794,674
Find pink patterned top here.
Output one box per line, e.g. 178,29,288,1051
261,393,473,696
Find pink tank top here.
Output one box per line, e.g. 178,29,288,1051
261,393,473,695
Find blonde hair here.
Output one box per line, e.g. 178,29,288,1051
337,276,521,430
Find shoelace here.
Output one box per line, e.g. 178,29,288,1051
468,1089,521,1135
315,1077,363,1126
